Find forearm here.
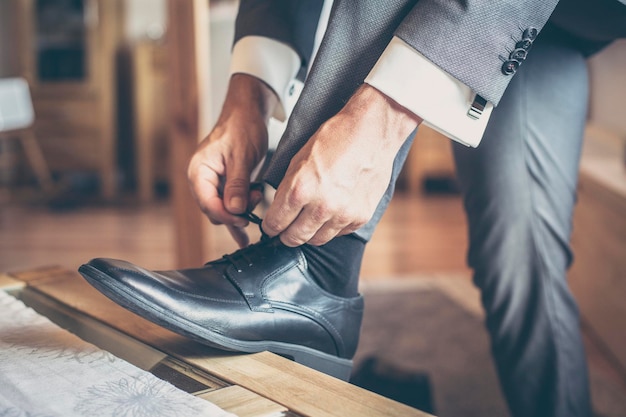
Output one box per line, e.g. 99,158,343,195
332,84,422,158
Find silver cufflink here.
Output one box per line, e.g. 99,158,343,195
467,94,487,120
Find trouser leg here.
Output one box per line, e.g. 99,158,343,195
452,39,591,417
353,131,416,241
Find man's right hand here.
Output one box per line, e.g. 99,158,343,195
187,74,278,248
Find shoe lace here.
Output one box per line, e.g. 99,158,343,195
237,210,269,240
238,211,263,228
206,211,270,271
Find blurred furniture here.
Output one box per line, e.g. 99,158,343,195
404,126,456,194
569,124,626,371
568,40,626,372
167,0,213,268
1,266,433,417
0,77,54,194
16,0,121,199
131,41,168,202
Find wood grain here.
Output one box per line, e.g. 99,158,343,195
199,385,288,417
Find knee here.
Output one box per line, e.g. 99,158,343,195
464,194,573,300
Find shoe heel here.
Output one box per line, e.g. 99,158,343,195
272,346,353,381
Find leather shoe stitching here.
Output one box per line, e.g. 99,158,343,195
269,299,345,357
258,257,303,294
226,258,300,310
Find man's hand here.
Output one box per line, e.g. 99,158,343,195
262,84,422,246
188,74,277,248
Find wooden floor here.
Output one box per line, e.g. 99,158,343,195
0,190,471,280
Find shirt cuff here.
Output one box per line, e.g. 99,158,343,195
230,36,301,121
365,36,494,147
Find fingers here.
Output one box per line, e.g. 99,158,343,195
223,165,251,215
309,222,363,246
261,181,305,243
247,184,265,211
266,210,365,247
189,166,248,228
263,187,367,247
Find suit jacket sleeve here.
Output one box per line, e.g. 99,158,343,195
234,0,324,78
394,0,560,105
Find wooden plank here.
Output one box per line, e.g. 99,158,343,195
0,273,25,291
8,268,433,417
189,352,430,417
9,265,72,286
200,385,288,417
166,0,211,268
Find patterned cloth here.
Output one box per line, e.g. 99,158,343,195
0,291,237,417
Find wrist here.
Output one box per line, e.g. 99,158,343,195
220,73,279,124
343,84,422,153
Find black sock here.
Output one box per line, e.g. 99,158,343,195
299,234,365,298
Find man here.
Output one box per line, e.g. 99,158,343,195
79,1,626,416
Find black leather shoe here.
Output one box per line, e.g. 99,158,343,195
78,237,364,380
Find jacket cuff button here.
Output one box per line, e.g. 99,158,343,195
522,27,538,41
501,60,520,75
509,48,528,61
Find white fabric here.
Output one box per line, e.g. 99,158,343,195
0,291,236,417
365,37,493,147
230,36,300,121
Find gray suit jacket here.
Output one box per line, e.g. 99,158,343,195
233,0,626,186
235,0,626,105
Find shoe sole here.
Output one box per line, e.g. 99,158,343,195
78,264,353,381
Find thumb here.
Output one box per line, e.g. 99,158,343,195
223,166,250,215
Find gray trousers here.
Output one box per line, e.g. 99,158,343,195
356,37,592,417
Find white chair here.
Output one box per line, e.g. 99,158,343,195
0,77,54,194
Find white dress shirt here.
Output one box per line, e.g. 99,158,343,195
230,32,494,147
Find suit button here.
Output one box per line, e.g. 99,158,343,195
516,39,533,50
509,48,528,61
523,27,538,41
501,60,519,75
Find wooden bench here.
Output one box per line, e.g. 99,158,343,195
1,266,433,417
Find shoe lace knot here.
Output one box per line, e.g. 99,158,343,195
207,211,270,271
